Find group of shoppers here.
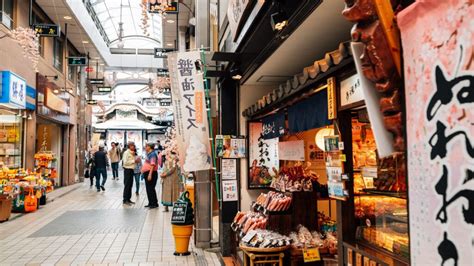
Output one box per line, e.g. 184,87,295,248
86,140,178,210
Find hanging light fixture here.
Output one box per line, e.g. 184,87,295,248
270,0,288,31
22,111,27,119
27,113,32,120
16,110,22,117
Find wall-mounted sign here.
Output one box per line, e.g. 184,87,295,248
221,159,237,180
68,56,88,66
149,1,178,14
278,140,305,161
86,100,97,105
154,48,174,58
227,0,257,41
327,77,337,120
157,68,169,75
26,86,36,110
85,67,94,73
33,24,60,37
45,88,68,114
97,86,111,93
222,180,238,202
340,74,364,107
89,78,104,85
0,71,26,109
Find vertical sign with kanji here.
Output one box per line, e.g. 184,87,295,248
168,51,212,172
398,1,474,265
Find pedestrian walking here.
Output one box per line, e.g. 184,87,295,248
141,143,159,209
134,154,143,195
93,144,109,192
85,150,95,188
122,142,137,205
108,142,121,180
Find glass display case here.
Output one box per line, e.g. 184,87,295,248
351,118,409,262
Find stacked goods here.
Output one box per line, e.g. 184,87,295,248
241,229,291,248
270,165,318,192
231,211,268,234
355,196,407,219
289,225,338,254
254,191,292,212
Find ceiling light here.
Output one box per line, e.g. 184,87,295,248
132,73,139,79
53,88,60,94
166,43,174,47
167,19,175,23
82,40,89,44
64,16,72,20
16,110,22,117
100,63,105,66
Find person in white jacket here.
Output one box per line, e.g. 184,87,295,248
122,142,138,205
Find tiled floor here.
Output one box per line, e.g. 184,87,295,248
0,172,222,266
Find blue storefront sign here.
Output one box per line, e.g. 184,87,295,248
0,71,31,109
26,86,36,110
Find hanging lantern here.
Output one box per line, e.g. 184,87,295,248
315,128,334,152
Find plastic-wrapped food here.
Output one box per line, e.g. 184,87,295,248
241,230,292,249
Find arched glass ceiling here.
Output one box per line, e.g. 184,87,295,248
88,0,163,48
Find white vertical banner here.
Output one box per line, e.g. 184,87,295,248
168,51,212,172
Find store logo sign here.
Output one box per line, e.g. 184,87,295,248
0,71,26,109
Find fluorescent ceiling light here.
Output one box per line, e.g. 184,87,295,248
166,43,173,47
82,40,89,44
64,16,72,20
167,19,175,23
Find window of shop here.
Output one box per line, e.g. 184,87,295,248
0,109,23,169
0,0,14,29
53,38,64,72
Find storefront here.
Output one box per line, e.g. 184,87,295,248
36,74,74,187
0,71,36,170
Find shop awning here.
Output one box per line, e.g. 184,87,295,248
242,42,353,118
93,120,165,130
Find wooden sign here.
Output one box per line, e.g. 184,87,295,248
327,77,337,120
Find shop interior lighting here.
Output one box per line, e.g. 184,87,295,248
270,1,288,31
167,19,175,23
63,16,72,20
166,43,174,47
82,40,89,44
53,88,60,94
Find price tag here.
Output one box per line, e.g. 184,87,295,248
303,248,321,262
241,230,257,243
340,154,347,162
338,141,345,150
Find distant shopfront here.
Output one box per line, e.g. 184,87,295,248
0,71,36,170
36,74,74,187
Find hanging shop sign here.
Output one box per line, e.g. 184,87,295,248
215,135,246,158
26,86,36,110
0,71,26,109
89,78,104,85
168,51,212,172
278,140,305,161
148,1,179,14
159,98,172,106
227,0,257,41
97,86,111,93
154,48,174,58
262,111,285,139
340,74,363,107
86,99,97,105
248,122,279,189
68,56,88,66
44,88,68,114
327,77,337,120
33,24,60,37
398,1,474,265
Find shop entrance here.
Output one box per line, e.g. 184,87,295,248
36,118,64,187
0,108,23,169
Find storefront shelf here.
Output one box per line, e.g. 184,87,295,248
361,189,407,199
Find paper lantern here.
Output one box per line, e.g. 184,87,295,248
315,128,334,151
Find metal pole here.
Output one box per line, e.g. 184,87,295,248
64,23,68,91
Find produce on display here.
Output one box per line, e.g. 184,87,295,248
231,211,268,234
270,164,318,192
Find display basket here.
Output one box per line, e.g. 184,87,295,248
239,244,290,253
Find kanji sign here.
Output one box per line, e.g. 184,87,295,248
33,24,60,37
148,1,178,14
168,51,212,172
399,0,474,265
68,57,88,66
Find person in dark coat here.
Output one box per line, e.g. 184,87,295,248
93,144,109,192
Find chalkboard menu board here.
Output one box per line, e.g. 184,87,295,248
171,202,188,224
